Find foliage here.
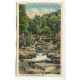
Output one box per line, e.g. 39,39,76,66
19,4,61,48
19,4,30,33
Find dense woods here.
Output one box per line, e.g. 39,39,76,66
19,5,61,49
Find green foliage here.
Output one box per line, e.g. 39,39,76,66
19,4,30,33
19,5,61,47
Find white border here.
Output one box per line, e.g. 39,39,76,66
16,0,64,79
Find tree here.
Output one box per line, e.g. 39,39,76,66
19,4,31,47
19,4,30,33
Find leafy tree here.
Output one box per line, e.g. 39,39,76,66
19,4,30,33
19,4,31,47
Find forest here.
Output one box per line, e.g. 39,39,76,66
19,4,61,48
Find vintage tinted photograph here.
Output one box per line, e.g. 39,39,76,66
16,2,62,75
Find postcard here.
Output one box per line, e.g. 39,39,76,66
16,0,64,77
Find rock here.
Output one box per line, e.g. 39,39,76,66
19,48,36,59
45,66,56,73
25,68,44,74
